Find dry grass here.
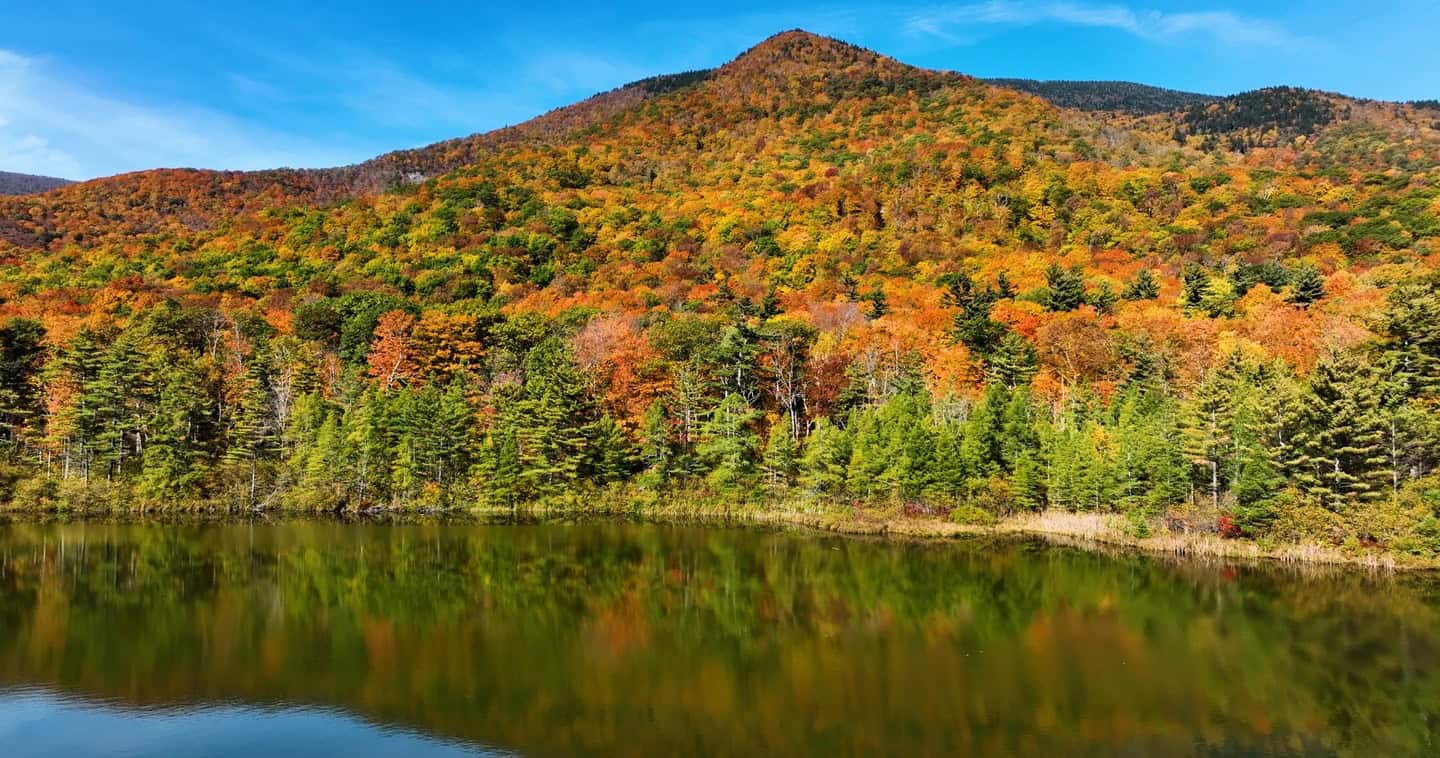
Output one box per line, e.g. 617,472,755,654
475,501,1423,571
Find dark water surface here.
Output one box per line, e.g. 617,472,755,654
0,520,1436,756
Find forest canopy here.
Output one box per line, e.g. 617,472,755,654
3,31,1440,554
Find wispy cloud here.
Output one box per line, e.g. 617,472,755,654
0,49,356,179
906,1,1302,49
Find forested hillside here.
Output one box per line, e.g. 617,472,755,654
0,171,72,196
2,31,1439,555
985,79,1218,114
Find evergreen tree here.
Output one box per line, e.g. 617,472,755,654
138,360,210,499
588,414,635,484
224,357,274,504
1182,365,1235,509
1288,262,1326,307
799,418,851,496
1086,281,1119,314
761,413,799,490
1181,263,1212,310
1122,269,1160,301
986,332,1039,389
504,338,597,497
1378,273,1440,398
865,287,889,319
696,393,761,491
960,385,1007,477
1286,352,1391,508
636,400,674,489
0,318,46,453
1043,264,1087,312
925,419,968,500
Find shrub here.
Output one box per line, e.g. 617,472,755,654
949,504,997,526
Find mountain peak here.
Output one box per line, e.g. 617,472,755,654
723,29,890,74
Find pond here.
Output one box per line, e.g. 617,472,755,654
0,519,1436,756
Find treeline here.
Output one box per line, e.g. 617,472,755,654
3,271,1440,552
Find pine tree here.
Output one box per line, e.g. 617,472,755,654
636,400,674,489
224,357,273,504
1122,269,1160,301
1288,262,1326,307
987,332,1039,390
138,360,209,499
1182,366,1235,509
1181,263,1212,310
0,318,46,453
799,418,851,496
1043,264,1087,312
476,426,522,509
865,287,889,319
960,385,1006,477
999,387,1042,472
925,419,968,500
696,393,760,491
1286,352,1391,508
588,414,635,484
505,338,598,497
92,330,151,480
1010,451,1046,510
761,413,799,490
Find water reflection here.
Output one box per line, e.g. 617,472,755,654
0,686,499,757
0,520,1436,756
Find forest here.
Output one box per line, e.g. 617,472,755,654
2,31,1440,556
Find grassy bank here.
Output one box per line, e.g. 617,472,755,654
1,478,1433,571
462,498,1423,571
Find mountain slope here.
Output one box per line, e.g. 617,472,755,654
985,79,1219,114
0,171,72,195
2,30,1440,538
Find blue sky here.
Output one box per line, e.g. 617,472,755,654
2,1,1437,179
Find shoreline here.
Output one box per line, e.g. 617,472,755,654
5,499,1431,572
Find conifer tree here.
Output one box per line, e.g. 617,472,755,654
1288,262,1326,307
1181,263,1212,310
1043,264,1087,312
139,360,209,499
799,418,851,496
224,357,273,504
762,413,799,490
636,400,674,489
1286,352,1391,508
697,393,760,491
588,414,635,484
0,318,46,453
1122,269,1160,301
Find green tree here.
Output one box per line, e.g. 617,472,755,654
0,319,46,453
1122,269,1160,301
1043,264,1087,312
799,418,851,496
696,393,760,491
1181,263,1212,310
1288,262,1326,307
1286,353,1391,508
138,360,210,499
762,413,799,490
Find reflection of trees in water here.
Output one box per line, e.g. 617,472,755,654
0,520,1436,756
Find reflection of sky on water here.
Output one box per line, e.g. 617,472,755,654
0,687,502,758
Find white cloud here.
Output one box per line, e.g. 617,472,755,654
906,1,1301,49
0,49,357,179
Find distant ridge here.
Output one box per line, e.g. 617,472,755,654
0,171,73,195
986,78,1220,114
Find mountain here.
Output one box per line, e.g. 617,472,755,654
985,79,1220,114
0,171,72,195
2,29,1439,539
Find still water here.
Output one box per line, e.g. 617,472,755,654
0,519,1435,756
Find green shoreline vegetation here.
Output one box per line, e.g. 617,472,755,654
2,275,1440,569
